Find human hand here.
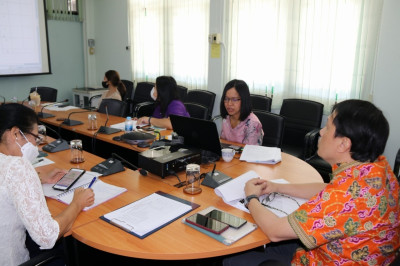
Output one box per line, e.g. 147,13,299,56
72,187,95,209
40,168,67,184
136,116,149,126
244,178,274,197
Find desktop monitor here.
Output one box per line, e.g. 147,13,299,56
170,115,222,157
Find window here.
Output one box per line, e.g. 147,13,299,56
226,0,383,111
128,0,210,90
46,0,81,21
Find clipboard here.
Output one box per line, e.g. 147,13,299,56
100,191,199,239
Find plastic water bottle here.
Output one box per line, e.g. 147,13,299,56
125,116,133,132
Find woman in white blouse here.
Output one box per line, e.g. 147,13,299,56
0,103,94,265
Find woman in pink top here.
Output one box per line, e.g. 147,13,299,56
220,79,263,145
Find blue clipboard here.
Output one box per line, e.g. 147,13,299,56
100,191,200,239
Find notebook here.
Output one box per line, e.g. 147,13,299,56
43,172,127,211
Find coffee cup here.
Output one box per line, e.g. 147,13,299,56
221,148,235,162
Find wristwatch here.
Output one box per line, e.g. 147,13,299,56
244,194,259,209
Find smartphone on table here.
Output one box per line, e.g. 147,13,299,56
205,209,247,229
185,213,229,234
52,168,86,191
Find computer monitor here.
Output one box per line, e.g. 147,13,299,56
170,115,222,157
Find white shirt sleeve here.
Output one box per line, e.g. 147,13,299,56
6,157,59,249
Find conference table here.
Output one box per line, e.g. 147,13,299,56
37,105,324,263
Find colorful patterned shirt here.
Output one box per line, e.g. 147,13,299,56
221,112,264,145
288,156,400,265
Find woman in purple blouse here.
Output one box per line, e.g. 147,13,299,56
137,76,189,129
220,79,263,145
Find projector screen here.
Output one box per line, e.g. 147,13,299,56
0,0,51,76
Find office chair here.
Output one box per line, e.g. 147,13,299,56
279,98,324,159
29,87,58,102
121,79,135,116
135,102,156,118
250,94,272,112
131,82,155,116
394,148,400,182
177,85,188,101
185,90,216,120
184,102,209,120
253,110,284,148
98,99,127,117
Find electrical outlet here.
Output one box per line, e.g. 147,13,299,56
209,33,221,44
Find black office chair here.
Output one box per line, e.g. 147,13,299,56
394,148,400,182
185,90,216,120
250,94,272,112
253,110,285,148
279,99,324,159
135,102,156,118
132,82,155,116
184,102,209,120
121,79,134,116
98,99,127,117
29,87,58,102
177,85,188,101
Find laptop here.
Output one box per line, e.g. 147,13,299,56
169,115,222,158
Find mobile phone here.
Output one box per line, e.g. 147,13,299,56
185,213,229,234
205,209,247,229
52,168,86,191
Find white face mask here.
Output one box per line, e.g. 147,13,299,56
16,131,39,163
150,87,157,101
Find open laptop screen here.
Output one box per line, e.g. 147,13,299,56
170,115,222,157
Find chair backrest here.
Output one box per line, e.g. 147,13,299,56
394,148,400,182
121,79,134,100
132,82,155,106
184,102,209,120
135,102,156,118
185,90,216,120
98,99,127,117
253,110,285,148
29,87,58,102
279,99,324,146
250,94,272,112
177,85,188,101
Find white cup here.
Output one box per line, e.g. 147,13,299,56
221,148,235,162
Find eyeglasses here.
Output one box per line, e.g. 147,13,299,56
223,97,241,103
26,132,42,145
260,192,300,216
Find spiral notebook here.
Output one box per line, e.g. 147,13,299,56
43,172,127,211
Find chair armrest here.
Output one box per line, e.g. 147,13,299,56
303,128,320,160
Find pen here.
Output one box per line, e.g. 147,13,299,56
88,177,97,188
33,158,44,165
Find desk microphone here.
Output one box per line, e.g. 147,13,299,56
20,96,30,106
62,109,91,126
38,99,69,118
97,106,121,135
41,123,69,153
112,153,147,176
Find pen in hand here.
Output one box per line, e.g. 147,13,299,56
88,177,97,188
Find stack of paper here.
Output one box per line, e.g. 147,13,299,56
214,171,307,217
239,145,281,164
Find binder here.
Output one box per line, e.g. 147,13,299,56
182,206,257,245
101,191,200,239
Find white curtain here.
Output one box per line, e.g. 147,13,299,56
227,0,383,111
129,0,210,90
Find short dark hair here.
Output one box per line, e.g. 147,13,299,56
155,76,180,116
0,103,38,142
105,70,126,99
220,79,252,121
332,99,389,162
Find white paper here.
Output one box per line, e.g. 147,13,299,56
214,171,307,217
45,105,80,111
103,193,192,237
239,145,281,164
33,157,54,168
111,121,138,130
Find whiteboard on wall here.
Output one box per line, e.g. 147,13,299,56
0,0,51,76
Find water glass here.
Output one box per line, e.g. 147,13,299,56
183,164,202,195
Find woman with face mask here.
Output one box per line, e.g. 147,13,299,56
137,76,189,129
100,70,127,101
0,103,95,265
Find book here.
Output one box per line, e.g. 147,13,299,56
239,145,281,164
214,171,307,217
101,191,200,239
42,171,127,211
